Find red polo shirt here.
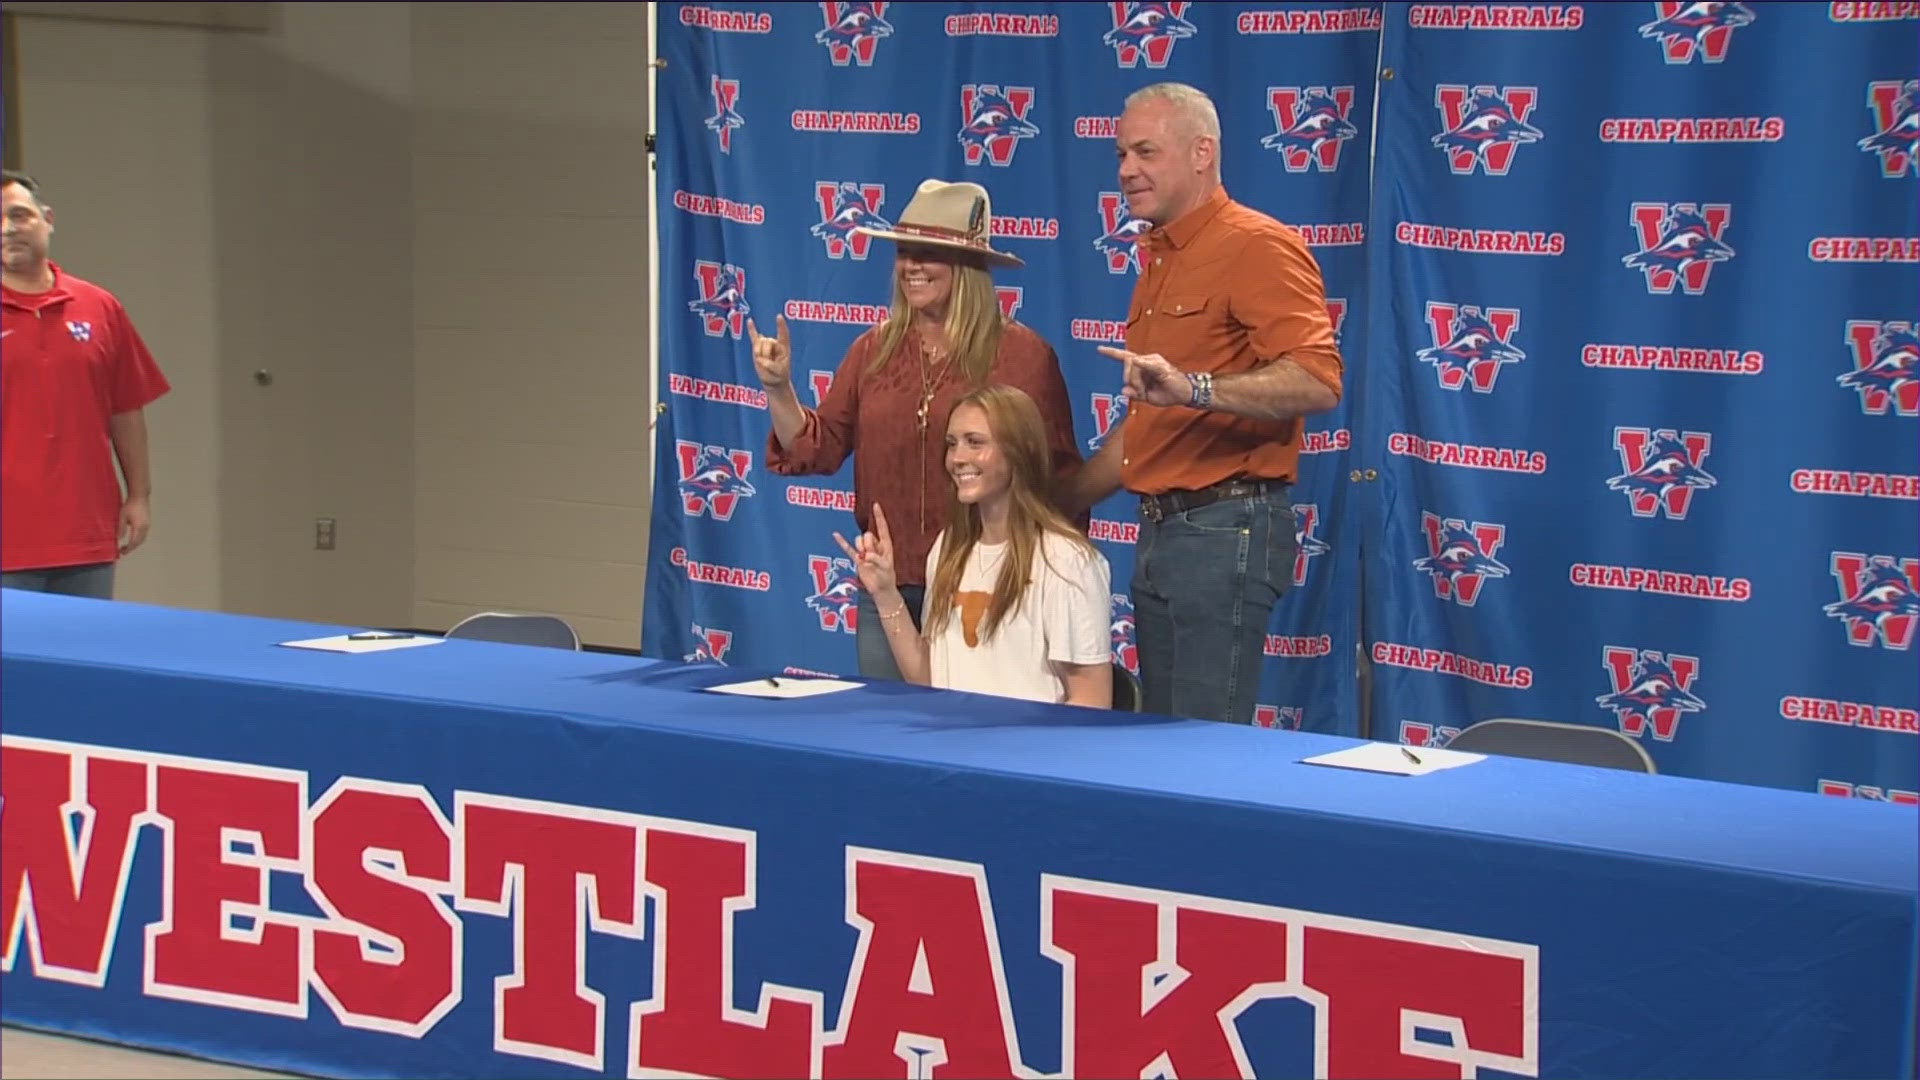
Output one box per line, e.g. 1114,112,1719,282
2,264,171,571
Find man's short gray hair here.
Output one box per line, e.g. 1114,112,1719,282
1124,82,1222,143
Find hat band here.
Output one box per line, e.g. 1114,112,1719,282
892,220,991,248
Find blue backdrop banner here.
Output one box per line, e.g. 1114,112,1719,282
646,2,1918,796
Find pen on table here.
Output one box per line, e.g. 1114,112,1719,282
1401,747,1423,765
766,677,781,688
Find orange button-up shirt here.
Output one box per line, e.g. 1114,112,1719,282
1119,187,1344,496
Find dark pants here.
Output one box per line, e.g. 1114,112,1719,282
856,584,926,680
1132,487,1296,724
1,562,116,600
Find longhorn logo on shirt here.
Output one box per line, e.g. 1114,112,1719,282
958,85,1039,167
1639,2,1755,65
1417,303,1524,393
1413,513,1509,607
675,441,756,521
1860,79,1918,178
1607,428,1717,520
704,75,744,154
1825,553,1920,650
1087,393,1129,453
806,555,862,634
1840,320,1919,416
1292,503,1331,587
1624,202,1734,296
1103,2,1196,69
1263,86,1359,173
1109,594,1138,674
811,182,891,260
1093,192,1148,275
816,1,892,67
1253,705,1303,731
684,624,734,664
1432,86,1541,176
1597,647,1704,741
687,261,750,339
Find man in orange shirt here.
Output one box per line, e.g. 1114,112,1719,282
1061,83,1343,725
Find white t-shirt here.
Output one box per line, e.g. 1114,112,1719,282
922,529,1112,705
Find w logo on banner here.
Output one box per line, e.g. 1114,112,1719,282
958,85,1039,166
1825,553,1920,650
816,2,892,66
1253,705,1303,730
1598,647,1705,741
1840,321,1919,416
1414,513,1509,607
687,261,750,338
1103,2,1196,69
1094,192,1148,274
704,75,744,154
1292,503,1331,587
1624,203,1734,296
995,286,1025,320
805,555,862,633
1109,594,1138,674
1326,297,1348,344
1417,302,1524,393
676,441,756,520
1638,1,1754,64
685,624,734,664
1088,393,1128,452
809,370,836,407
1860,80,1918,178
1607,428,1717,520
1400,721,1461,748
1432,86,1542,176
1262,86,1358,173
811,181,890,260
1819,781,1920,806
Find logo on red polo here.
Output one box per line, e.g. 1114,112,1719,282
816,2,892,66
1607,428,1717,519
1825,553,1920,649
1624,202,1735,295
1638,1,1754,64
1840,320,1919,416
675,441,756,520
1094,192,1147,274
811,182,890,260
1417,303,1524,393
704,76,744,154
685,624,734,664
1262,86,1359,173
805,555,861,634
1103,2,1196,68
1597,647,1704,741
1432,85,1541,175
958,85,1039,166
687,261,750,339
1292,504,1331,587
1413,513,1510,607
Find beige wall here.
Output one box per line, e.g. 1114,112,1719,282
12,2,653,647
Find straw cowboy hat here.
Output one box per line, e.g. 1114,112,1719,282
854,179,1024,268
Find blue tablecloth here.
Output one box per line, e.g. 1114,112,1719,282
2,590,1914,1079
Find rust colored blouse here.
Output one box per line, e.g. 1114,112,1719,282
767,321,1082,588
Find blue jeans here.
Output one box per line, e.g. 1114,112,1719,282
856,584,926,680
2,562,116,600
1132,488,1295,724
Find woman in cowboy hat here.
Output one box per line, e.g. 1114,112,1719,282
749,179,1082,680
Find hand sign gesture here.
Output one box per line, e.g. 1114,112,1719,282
746,315,793,390
833,503,898,598
1097,345,1193,408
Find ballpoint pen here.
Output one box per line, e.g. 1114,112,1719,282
1401,747,1423,765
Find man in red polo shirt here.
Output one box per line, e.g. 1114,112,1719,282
2,170,170,598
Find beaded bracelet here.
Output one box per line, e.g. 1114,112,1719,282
1188,370,1215,410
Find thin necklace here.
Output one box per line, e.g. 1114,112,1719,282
915,339,954,435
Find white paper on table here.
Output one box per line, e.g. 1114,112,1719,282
1300,742,1484,776
278,634,446,654
704,677,864,699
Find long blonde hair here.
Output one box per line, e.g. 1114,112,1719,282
923,385,1096,645
866,256,1005,386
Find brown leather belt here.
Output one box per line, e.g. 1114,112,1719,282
1139,478,1289,524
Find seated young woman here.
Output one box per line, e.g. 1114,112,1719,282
834,384,1113,707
